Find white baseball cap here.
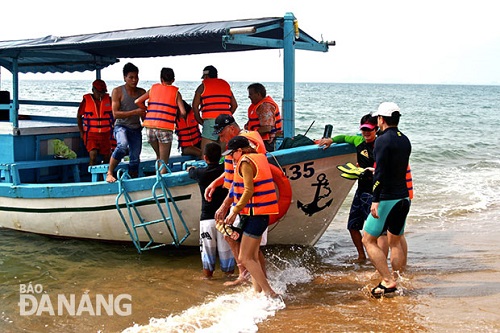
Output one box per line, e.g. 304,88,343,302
373,102,400,117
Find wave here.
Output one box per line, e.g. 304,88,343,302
122,264,312,333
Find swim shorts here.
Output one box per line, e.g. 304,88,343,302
364,198,411,237
84,132,112,155
201,118,218,141
240,215,269,239
347,189,372,230
147,128,173,144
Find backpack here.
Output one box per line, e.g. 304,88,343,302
277,134,315,150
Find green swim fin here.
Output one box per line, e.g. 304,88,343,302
340,173,359,180
337,162,365,176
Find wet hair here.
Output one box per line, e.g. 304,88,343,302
247,83,266,96
160,67,175,82
123,62,139,76
204,142,222,163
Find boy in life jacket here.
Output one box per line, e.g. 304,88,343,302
175,100,202,158
77,79,114,166
188,142,235,279
136,67,187,171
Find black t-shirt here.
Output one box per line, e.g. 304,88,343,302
188,163,229,220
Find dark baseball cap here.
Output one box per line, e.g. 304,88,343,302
213,114,235,135
201,65,218,79
222,136,250,156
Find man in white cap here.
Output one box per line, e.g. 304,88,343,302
362,102,412,298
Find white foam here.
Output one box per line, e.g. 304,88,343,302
122,266,312,333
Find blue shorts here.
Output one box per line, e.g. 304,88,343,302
364,198,411,237
240,215,269,239
347,189,372,230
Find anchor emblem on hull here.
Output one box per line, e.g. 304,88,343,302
297,173,333,216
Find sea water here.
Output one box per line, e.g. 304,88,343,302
0,80,499,332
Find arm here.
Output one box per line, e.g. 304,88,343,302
316,134,364,150
215,193,233,222
229,91,238,114
192,84,204,125
225,161,254,225
332,134,364,146
372,141,388,203
134,90,149,110
256,103,274,136
204,173,225,201
176,92,186,119
76,99,85,138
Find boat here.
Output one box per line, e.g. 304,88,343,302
0,13,356,252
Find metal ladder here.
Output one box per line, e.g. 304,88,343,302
115,160,190,253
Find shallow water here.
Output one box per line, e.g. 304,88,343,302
1,81,500,332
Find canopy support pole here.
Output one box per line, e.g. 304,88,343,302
282,12,296,138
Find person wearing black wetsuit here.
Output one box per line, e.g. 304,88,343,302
362,102,412,298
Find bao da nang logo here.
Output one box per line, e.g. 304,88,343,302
18,283,132,316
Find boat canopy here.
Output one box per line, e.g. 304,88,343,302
0,12,334,136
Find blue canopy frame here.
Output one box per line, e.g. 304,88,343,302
0,12,334,136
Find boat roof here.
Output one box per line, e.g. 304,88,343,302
0,13,333,137
0,15,329,74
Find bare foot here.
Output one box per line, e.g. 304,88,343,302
106,173,116,183
346,257,367,264
223,276,249,286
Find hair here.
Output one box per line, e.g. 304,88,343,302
160,67,175,82
241,146,257,154
247,83,266,97
382,112,401,126
204,142,222,163
123,62,139,76
360,113,377,126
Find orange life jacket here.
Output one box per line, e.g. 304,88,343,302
406,164,414,200
82,94,113,133
373,162,414,200
142,84,179,131
246,96,282,140
175,111,202,148
223,130,266,189
232,153,279,216
200,78,233,119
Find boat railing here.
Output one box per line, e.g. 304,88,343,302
18,99,80,108
88,155,200,182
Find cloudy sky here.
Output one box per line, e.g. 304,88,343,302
1,0,499,85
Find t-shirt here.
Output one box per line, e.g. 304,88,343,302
188,162,228,220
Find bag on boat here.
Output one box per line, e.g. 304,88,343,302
277,134,315,150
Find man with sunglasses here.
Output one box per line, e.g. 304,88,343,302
316,114,378,262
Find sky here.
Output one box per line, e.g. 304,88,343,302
1,0,499,85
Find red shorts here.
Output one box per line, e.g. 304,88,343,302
85,132,113,155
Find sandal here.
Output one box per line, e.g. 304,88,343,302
371,282,397,298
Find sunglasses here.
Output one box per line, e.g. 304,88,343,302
361,127,376,132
